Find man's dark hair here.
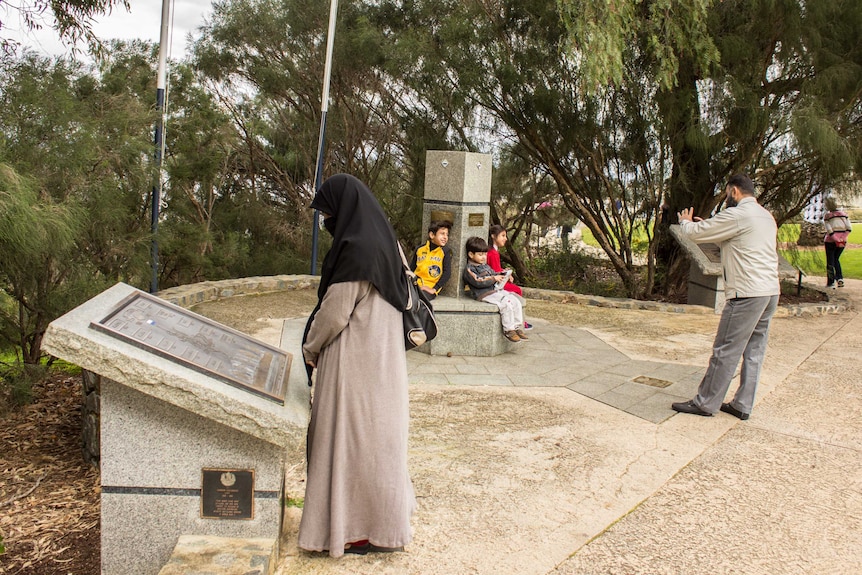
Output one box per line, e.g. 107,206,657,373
726,174,755,196
465,236,489,254
428,220,452,234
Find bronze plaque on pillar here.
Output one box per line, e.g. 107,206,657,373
90,290,290,404
201,468,254,520
430,210,455,224
468,213,485,227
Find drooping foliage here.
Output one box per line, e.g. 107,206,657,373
1,0,130,55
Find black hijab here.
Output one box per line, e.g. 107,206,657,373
302,174,408,382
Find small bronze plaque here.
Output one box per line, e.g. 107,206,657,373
201,468,254,520
430,210,454,224
632,375,673,388
91,290,290,404
468,213,485,227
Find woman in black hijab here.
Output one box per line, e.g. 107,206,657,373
299,174,415,557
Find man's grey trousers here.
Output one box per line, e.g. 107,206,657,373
694,294,780,414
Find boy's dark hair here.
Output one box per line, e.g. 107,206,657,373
726,174,755,196
428,220,452,234
488,224,506,239
465,236,489,254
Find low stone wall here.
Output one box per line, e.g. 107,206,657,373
157,275,320,308
523,285,850,318
156,273,848,318
82,370,101,467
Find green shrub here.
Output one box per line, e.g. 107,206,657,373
0,362,48,410
529,248,629,297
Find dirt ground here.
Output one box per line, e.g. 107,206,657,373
0,282,846,574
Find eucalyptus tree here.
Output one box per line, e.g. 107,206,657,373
558,0,862,286
372,0,862,296
190,0,437,255
371,0,670,297
0,51,154,361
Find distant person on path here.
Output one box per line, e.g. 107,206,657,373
487,224,532,330
462,236,529,342
823,196,852,289
300,174,415,556
672,174,780,421
410,220,452,300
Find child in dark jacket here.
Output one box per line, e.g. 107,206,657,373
462,236,528,342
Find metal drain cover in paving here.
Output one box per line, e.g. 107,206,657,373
632,375,673,388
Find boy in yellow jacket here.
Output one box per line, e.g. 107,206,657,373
410,221,452,300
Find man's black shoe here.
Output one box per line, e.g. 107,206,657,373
671,400,712,417
720,402,750,420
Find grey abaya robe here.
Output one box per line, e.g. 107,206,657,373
300,280,415,556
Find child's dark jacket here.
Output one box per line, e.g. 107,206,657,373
462,261,498,300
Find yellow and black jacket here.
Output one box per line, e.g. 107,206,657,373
410,241,451,296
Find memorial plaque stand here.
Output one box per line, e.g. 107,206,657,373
42,283,311,575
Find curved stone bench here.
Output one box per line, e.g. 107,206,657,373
417,296,525,356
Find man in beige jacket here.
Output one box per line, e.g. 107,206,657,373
672,174,781,420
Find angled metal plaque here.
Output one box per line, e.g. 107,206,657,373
90,290,289,404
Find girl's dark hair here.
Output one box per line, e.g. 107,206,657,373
465,236,489,254
488,224,506,240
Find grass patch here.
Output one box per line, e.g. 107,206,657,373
582,223,862,249
780,247,862,280
579,226,650,253
283,496,304,508
582,223,862,279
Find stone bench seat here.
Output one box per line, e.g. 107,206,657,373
416,295,527,356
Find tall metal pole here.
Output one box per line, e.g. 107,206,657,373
151,0,172,293
310,0,339,275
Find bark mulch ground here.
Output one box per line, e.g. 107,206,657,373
0,373,99,575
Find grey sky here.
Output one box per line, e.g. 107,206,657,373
6,0,213,59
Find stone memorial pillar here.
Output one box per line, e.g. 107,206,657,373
416,151,517,356
422,150,493,298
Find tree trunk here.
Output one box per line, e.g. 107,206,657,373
654,57,716,296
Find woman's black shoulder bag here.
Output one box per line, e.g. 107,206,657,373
398,243,438,349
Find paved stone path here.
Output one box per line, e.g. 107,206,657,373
406,321,705,424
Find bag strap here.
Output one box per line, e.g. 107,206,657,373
397,242,417,278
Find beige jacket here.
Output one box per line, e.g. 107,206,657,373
680,196,781,299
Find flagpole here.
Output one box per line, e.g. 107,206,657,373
150,0,172,293
310,0,339,275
